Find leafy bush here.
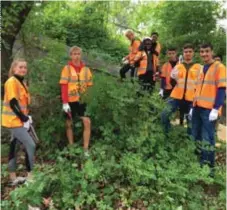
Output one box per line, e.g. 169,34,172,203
3,75,226,209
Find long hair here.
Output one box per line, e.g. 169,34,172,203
8,58,27,78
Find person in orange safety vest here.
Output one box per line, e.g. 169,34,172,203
150,32,161,74
159,47,179,99
59,46,93,157
2,59,35,186
120,29,141,80
133,37,158,92
189,43,226,175
161,43,201,134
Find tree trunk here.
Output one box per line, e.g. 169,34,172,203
1,1,33,94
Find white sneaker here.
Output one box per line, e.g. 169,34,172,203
9,177,26,186
84,151,90,158
16,176,27,183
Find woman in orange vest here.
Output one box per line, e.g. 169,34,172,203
161,44,201,134
59,46,92,156
189,43,226,175
2,59,35,186
159,47,178,99
133,37,158,92
120,29,141,80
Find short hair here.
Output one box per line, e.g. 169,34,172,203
213,54,222,61
69,46,82,55
125,29,134,36
200,43,213,50
167,47,177,52
183,43,194,50
151,32,159,37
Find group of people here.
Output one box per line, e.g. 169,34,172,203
2,46,93,186
1,30,226,186
120,30,226,176
120,30,161,92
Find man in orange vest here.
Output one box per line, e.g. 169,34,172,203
150,32,161,74
120,29,141,80
159,47,178,99
161,44,201,134
189,43,226,174
59,46,92,157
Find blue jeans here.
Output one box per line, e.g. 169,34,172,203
161,98,192,134
191,107,216,168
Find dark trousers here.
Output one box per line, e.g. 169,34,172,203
138,71,156,92
163,89,172,100
119,64,135,79
191,107,216,168
161,98,192,134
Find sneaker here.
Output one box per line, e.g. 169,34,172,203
9,177,26,187
84,151,90,158
16,176,27,183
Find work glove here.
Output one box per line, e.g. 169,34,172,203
178,55,183,64
122,57,129,65
62,103,71,113
23,120,31,130
28,115,33,124
188,108,193,121
170,68,179,79
209,109,218,121
159,89,164,97
130,64,135,68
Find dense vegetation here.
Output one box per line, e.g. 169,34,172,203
1,1,226,209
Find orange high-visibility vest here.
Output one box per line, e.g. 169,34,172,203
153,42,161,68
128,38,141,64
59,65,93,102
170,63,201,101
134,51,157,81
193,61,226,110
161,62,176,90
2,76,30,128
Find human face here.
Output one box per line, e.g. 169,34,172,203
126,33,134,41
151,34,158,43
183,48,194,62
200,47,213,63
14,62,27,76
167,50,177,61
70,50,81,61
144,40,152,50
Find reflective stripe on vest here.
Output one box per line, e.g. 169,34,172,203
2,111,18,116
60,77,69,82
2,102,27,110
193,63,220,107
67,66,89,84
196,80,216,85
69,92,80,97
194,96,215,103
